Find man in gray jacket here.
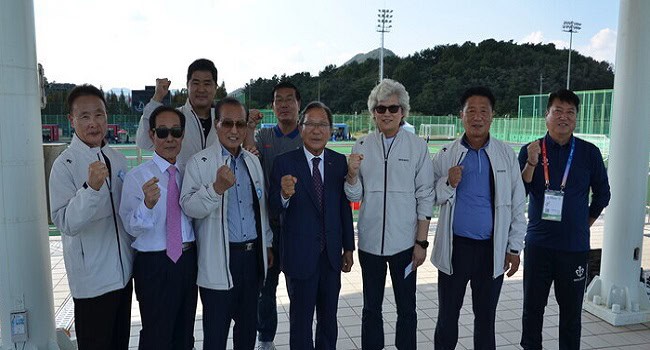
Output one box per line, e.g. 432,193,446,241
431,86,526,350
49,84,134,350
181,97,273,350
136,58,219,169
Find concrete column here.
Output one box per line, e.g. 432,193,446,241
584,0,650,326
0,0,60,348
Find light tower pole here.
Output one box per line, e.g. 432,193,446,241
377,9,393,82
562,20,581,89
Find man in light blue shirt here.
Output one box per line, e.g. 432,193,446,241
431,87,526,350
120,106,198,349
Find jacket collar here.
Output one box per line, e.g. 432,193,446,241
69,134,109,155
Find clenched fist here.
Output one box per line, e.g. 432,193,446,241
248,109,263,129
87,161,109,191
281,175,298,199
447,165,464,188
527,140,541,166
347,153,363,179
142,177,160,209
213,165,236,195
153,78,171,102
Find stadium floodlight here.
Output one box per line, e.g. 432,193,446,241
377,9,393,82
562,20,582,89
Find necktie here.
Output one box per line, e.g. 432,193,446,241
166,166,182,263
312,157,325,250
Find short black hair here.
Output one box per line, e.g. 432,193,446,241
149,106,185,130
460,86,496,110
547,89,580,111
215,97,247,122
272,81,301,104
299,101,333,126
67,84,107,112
187,58,218,84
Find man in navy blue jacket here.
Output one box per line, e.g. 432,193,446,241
269,101,355,350
519,89,611,350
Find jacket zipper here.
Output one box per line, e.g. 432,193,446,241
380,134,396,255
99,152,126,286
221,157,232,288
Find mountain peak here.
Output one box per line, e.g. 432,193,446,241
344,48,397,66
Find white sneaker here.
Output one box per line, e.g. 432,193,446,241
257,341,276,350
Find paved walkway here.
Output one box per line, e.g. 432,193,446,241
46,218,650,349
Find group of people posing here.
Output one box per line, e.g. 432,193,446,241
49,58,611,350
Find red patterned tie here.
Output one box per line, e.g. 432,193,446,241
166,166,182,263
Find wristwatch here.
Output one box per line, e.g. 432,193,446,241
415,240,429,249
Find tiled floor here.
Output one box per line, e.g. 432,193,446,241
45,217,650,349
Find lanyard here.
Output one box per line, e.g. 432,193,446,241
541,136,575,191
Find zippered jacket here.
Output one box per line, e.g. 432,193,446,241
430,137,526,278
180,144,272,290
49,135,135,298
344,130,434,256
136,99,218,170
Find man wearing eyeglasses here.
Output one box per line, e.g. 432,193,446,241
269,101,354,349
244,81,303,350
344,79,434,350
519,89,610,350
136,58,219,170
120,106,198,349
181,97,273,350
431,86,526,350
49,84,134,350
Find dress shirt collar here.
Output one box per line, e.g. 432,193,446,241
152,152,177,174
303,146,325,164
221,144,244,160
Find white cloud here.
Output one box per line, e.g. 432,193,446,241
521,31,544,44
578,28,617,64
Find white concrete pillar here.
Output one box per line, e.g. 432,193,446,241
0,0,60,348
584,0,650,325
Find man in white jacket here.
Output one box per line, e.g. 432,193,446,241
136,58,219,169
181,97,273,350
49,84,134,350
431,86,526,350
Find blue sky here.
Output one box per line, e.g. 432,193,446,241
33,0,619,92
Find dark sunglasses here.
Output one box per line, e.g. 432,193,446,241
219,120,248,129
153,127,184,138
374,104,401,114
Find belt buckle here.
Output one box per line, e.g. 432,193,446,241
245,242,254,251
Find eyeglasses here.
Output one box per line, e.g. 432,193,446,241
301,122,331,129
219,120,248,129
374,105,401,114
153,127,184,138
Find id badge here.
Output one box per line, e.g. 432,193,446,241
542,190,564,222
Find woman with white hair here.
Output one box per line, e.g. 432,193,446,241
344,79,434,350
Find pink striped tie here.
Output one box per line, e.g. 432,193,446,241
166,166,182,263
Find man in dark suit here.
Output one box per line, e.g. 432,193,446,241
269,101,355,350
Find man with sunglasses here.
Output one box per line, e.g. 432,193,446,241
136,58,219,170
49,84,134,350
344,79,434,350
244,81,303,350
181,97,273,350
431,86,526,350
120,106,198,349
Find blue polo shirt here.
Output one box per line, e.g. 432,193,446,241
453,137,494,240
518,133,611,252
